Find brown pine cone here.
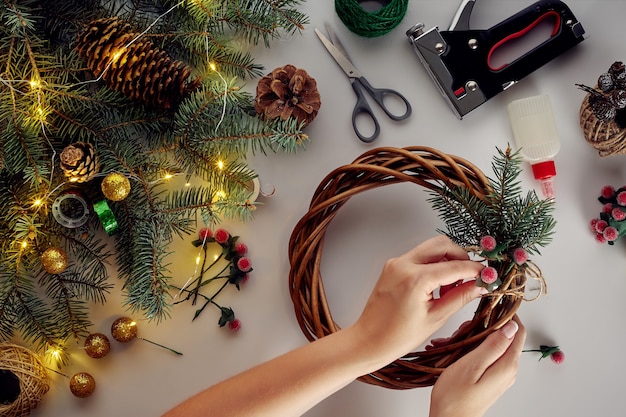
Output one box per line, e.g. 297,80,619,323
254,64,321,126
76,17,199,110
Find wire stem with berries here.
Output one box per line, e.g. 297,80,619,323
171,228,252,331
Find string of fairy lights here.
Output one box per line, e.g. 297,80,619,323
0,1,246,364
3,0,232,245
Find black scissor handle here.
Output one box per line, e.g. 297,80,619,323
351,80,380,143
351,78,412,142
357,77,412,120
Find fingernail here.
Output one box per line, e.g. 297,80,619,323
500,321,519,339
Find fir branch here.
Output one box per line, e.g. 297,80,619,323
120,220,172,321
430,147,556,254
429,186,491,247
0,0,310,347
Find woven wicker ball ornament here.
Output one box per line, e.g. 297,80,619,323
0,343,50,417
580,94,626,157
288,147,524,389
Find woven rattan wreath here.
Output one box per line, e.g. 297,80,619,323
288,146,525,389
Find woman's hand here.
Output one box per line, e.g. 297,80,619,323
351,235,486,366
430,316,527,417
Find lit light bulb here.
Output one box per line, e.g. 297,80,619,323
21,241,28,249
215,190,226,200
48,348,61,360
217,160,224,170
209,62,217,72
35,106,46,121
111,49,125,63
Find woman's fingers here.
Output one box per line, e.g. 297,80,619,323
404,235,471,264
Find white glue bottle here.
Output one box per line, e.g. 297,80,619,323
507,94,561,199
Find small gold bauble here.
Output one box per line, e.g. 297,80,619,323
69,372,96,398
84,333,111,359
101,172,131,201
40,247,69,275
110,317,137,343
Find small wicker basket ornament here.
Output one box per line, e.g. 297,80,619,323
580,94,626,157
0,343,50,417
578,61,626,157
288,147,526,389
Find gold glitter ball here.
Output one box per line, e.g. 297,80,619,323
84,333,111,359
69,372,96,398
40,247,69,275
101,172,131,201
110,317,137,343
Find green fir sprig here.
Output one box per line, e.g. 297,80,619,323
429,147,556,290
0,0,308,360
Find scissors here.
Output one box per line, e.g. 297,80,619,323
315,25,412,143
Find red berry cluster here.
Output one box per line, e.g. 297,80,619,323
187,227,253,332
589,185,626,245
577,61,626,127
475,235,529,291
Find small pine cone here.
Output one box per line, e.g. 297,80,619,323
589,94,617,121
254,64,321,126
76,17,200,110
610,89,626,109
609,61,626,88
60,142,100,183
598,73,614,92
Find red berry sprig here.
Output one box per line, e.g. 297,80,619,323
172,227,253,332
523,345,564,364
589,185,626,245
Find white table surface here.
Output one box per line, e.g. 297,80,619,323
31,1,626,416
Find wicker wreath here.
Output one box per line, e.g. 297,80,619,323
288,146,525,389
0,343,49,417
580,93,626,157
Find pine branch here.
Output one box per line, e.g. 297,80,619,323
430,147,556,254
0,0,310,351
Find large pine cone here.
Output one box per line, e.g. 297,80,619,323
254,65,321,126
76,17,200,110
60,142,100,183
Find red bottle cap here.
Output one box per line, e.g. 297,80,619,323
531,160,556,180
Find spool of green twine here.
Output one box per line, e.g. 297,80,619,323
335,0,409,38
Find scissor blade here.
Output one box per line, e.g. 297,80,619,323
324,23,352,62
314,28,362,79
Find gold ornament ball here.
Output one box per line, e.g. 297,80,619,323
69,372,96,398
101,172,131,201
41,247,69,275
84,333,111,359
111,317,137,343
